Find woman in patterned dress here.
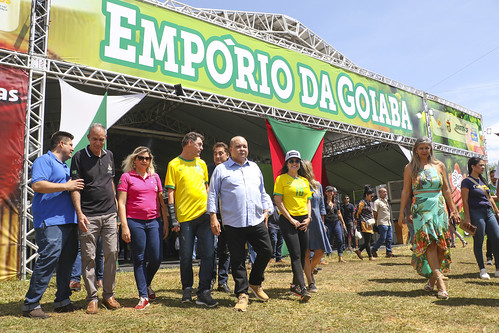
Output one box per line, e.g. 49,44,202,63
398,137,460,299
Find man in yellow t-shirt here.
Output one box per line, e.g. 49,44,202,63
165,132,217,307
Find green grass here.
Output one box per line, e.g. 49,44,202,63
0,242,498,332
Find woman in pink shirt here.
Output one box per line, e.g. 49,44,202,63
117,146,168,310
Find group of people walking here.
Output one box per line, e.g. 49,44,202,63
22,128,499,318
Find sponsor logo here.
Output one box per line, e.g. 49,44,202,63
454,124,468,135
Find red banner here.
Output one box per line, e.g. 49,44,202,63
0,65,28,280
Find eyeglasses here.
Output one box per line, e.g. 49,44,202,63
288,159,300,164
137,156,151,162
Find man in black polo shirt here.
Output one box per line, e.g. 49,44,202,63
70,123,121,314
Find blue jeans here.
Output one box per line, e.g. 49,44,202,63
470,207,499,270
268,226,283,261
326,221,344,256
23,223,78,311
71,237,103,282
179,214,215,294
372,225,392,254
128,218,163,298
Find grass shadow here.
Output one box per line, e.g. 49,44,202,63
368,278,423,284
358,289,428,298
377,262,412,266
465,280,499,287
434,297,499,307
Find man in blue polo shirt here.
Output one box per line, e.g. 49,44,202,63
22,131,84,319
208,136,273,312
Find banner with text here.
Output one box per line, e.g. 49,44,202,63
0,65,28,280
0,0,31,53
48,0,427,138
428,100,484,154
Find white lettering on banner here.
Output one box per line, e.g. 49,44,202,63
103,1,136,63
319,72,337,112
234,46,258,92
139,20,178,73
206,40,233,85
298,66,318,107
100,0,414,133
0,88,20,102
180,30,205,77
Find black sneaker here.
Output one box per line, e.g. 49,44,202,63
54,303,81,313
182,287,193,303
289,284,301,296
217,283,233,293
196,290,218,307
308,283,318,293
300,287,311,303
372,250,378,258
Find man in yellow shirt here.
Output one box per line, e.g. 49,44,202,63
165,132,217,307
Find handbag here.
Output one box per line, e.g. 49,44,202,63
459,222,476,236
365,218,376,227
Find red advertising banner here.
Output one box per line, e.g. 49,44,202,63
0,65,28,280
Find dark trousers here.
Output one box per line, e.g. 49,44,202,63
279,215,309,288
269,226,283,261
215,227,231,285
224,221,272,297
359,232,373,257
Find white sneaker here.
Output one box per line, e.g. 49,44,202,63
495,270,499,278
479,268,490,280
486,259,493,265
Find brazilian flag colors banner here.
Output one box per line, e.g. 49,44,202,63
48,0,428,138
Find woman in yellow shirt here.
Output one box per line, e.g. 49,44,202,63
274,150,312,303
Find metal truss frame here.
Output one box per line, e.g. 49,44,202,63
10,0,484,279
18,0,52,279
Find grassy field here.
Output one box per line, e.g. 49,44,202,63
0,242,498,333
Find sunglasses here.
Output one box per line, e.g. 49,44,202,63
288,159,300,164
136,156,151,162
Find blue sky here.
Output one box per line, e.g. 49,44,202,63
162,0,499,164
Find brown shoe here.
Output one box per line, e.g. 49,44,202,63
97,280,103,289
234,293,249,312
354,249,364,260
69,280,81,292
86,300,98,315
102,296,121,310
23,308,50,319
248,284,269,301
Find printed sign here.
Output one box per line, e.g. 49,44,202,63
48,0,427,137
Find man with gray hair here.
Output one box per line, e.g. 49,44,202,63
70,123,121,314
371,187,394,258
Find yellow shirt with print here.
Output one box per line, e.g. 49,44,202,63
273,173,311,216
165,156,208,222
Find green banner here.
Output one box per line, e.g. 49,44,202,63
428,100,484,154
434,151,469,214
48,0,427,137
0,0,31,53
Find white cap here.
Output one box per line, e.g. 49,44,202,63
285,150,301,161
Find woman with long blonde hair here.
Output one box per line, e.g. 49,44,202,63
398,137,459,299
117,146,168,310
300,160,332,292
